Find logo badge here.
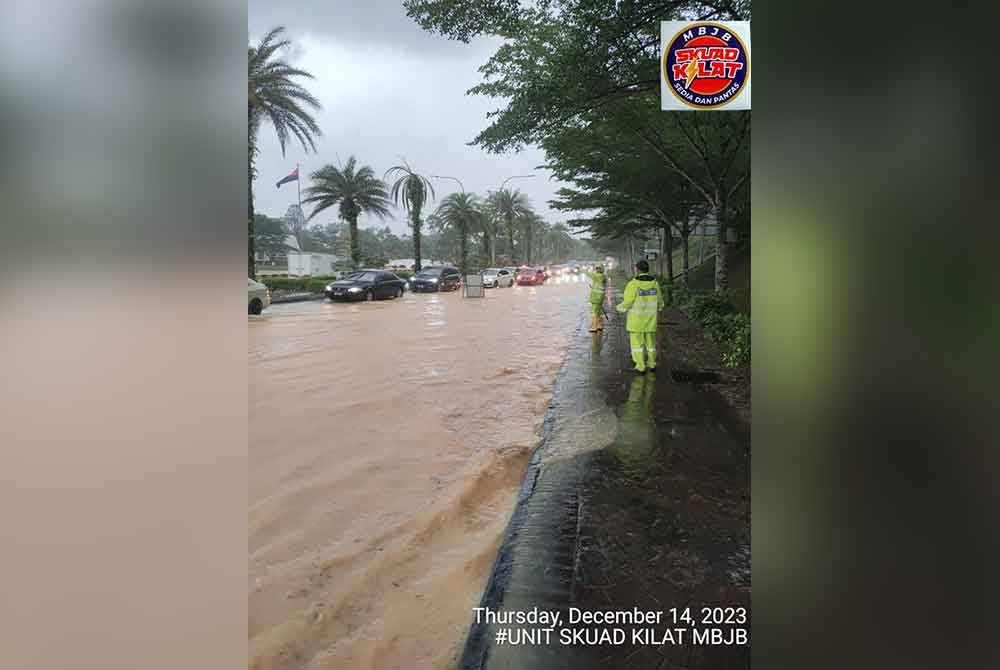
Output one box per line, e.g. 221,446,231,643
662,22,750,110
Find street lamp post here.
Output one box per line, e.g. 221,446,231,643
500,174,534,192
430,175,465,195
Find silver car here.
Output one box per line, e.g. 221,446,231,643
248,277,271,315
481,267,514,288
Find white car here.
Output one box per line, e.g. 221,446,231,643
248,277,271,315
481,267,514,288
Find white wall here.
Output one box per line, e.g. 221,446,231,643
287,252,341,276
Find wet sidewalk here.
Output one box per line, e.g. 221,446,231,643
460,292,750,670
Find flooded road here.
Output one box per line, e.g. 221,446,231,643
249,278,591,670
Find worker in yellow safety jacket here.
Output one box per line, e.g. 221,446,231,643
583,265,607,332
616,259,665,372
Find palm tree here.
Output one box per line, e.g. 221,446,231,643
384,161,435,272
518,210,544,265
248,27,322,277
488,188,531,264
475,204,497,265
433,192,482,275
548,222,572,263
303,156,392,268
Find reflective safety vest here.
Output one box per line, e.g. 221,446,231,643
616,274,664,332
584,270,607,304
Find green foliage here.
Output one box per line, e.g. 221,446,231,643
249,27,322,154
305,278,335,293
263,276,333,292
485,188,532,264
405,0,750,293
434,192,483,274
669,285,750,367
248,26,321,277
253,214,288,258
385,160,436,270
363,256,389,268
303,156,393,267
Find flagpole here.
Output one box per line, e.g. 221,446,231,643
296,163,301,210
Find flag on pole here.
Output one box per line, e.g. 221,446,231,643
276,167,299,189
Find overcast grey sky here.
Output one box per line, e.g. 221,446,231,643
250,1,574,237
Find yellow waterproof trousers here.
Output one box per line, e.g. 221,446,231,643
589,302,604,331
629,331,656,371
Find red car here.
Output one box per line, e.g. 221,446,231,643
516,267,546,286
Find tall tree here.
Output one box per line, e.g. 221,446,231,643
488,188,531,264
477,207,497,265
405,0,749,291
384,161,436,271
433,192,483,275
253,214,289,262
302,156,392,268
248,26,321,277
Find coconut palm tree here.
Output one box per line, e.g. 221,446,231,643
433,192,482,275
303,156,392,268
248,26,322,278
384,161,435,272
476,204,498,265
488,188,531,264
518,210,545,265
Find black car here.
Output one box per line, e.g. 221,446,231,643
409,266,461,292
324,270,406,302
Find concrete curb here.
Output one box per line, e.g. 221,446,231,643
270,293,325,304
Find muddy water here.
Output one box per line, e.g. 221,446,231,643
249,278,590,670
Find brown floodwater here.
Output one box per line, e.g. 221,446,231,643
249,277,591,670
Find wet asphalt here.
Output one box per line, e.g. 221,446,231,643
460,287,750,670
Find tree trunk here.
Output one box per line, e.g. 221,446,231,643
657,227,664,277
681,212,691,286
459,222,469,275
412,211,422,271
682,230,690,285
526,222,533,265
248,103,256,279
349,215,361,269
664,225,674,284
715,184,728,293
506,214,515,264
698,218,707,265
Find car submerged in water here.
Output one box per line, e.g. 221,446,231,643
481,267,514,288
516,267,546,286
248,277,271,315
324,270,406,302
410,266,462,292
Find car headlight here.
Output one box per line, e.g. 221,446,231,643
430,277,438,283
348,287,362,293
326,284,334,291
